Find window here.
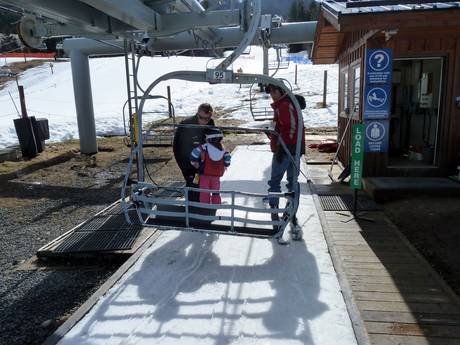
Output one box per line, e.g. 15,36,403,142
340,68,348,116
351,64,361,117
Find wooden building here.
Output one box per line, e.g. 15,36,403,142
312,0,460,177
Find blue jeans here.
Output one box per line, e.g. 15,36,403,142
268,153,298,207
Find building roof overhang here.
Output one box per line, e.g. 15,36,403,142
312,1,460,64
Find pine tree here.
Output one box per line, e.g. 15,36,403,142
288,1,298,22
288,0,313,22
296,0,307,21
307,1,320,21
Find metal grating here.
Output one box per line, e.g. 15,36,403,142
54,229,141,253
49,182,186,254
53,206,142,253
318,194,381,211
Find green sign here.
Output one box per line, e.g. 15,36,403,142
351,124,365,189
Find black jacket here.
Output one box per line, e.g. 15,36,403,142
173,115,216,173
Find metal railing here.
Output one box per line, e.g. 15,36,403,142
130,182,294,238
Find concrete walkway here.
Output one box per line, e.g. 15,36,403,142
307,164,460,345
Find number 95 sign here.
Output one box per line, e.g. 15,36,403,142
206,69,233,83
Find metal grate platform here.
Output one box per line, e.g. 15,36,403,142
52,209,142,253
39,183,186,256
318,194,381,211
53,229,141,253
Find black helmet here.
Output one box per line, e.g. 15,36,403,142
264,83,285,95
205,128,223,144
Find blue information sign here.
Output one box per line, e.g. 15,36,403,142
363,48,392,153
364,120,389,153
365,49,393,85
364,83,391,119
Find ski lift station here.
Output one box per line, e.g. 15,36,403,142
4,1,460,345
312,0,460,184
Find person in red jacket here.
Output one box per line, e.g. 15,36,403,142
190,128,231,204
265,84,305,210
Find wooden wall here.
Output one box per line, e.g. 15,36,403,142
337,31,367,170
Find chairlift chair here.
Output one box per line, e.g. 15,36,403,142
121,70,305,241
248,83,274,121
248,78,294,122
123,95,177,148
121,0,304,241
268,45,290,75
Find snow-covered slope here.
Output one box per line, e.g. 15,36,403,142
0,48,338,149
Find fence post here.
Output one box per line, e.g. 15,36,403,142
18,85,28,118
167,85,172,118
322,70,328,108
295,64,298,85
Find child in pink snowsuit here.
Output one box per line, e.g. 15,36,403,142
190,128,231,204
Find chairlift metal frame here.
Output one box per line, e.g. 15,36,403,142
268,45,290,76
120,0,305,241
248,83,274,121
248,77,293,122
121,71,304,241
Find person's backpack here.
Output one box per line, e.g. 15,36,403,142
294,94,306,110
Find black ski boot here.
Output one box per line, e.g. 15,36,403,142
270,205,280,232
290,215,303,241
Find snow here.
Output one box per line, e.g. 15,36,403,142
57,146,357,345
0,47,338,150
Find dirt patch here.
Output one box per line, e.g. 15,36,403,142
384,197,460,296
0,138,131,208
1,119,336,208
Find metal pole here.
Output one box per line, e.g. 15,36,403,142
263,46,269,76
230,191,235,233
185,187,190,228
295,64,298,85
8,91,20,118
353,188,358,217
323,70,328,108
69,49,98,154
261,46,269,92
167,85,172,118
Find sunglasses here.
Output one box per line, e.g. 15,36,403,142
198,113,212,121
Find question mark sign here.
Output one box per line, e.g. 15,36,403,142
374,53,385,68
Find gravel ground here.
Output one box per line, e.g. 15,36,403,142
0,136,135,345
0,195,119,345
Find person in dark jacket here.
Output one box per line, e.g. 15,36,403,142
173,103,215,201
